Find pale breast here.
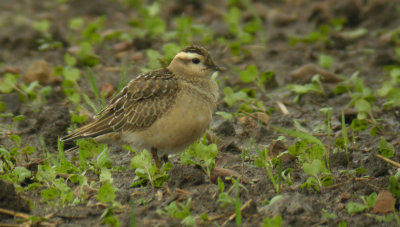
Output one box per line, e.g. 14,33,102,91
122,84,216,156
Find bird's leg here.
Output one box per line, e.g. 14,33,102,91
150,147,161,169
161,155,168,163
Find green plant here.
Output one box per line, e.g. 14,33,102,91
0,73,18,93
274,126,333,191
238,64,275,92
156,198,194,227
97,182,121,227
217,178,246,226
318,54,334,69
377,66,400,108
341,111,350,162
378,137,395,158
321,209,337,220
287,75,326,103
320,107,333,161
289,18,346,45
262,215,283,227
254,146,282,194
130,149,170,188
334,71,376,121
389,169,400,197
346,192,377,214
180,138,218,178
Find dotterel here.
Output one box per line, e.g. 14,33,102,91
61,46,223,168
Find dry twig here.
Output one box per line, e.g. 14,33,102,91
375,154,400,168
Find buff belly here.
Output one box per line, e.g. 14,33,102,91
121,93,213,156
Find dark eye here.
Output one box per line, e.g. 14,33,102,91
192,58,200,64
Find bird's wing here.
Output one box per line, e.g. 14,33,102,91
61,68,179,142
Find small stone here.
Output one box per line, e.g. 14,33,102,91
210,167,249,184
252,112,270,125
100,83,115,98
113,41,132,52
23,60,58,85
3,66,21,74
291,64,343,84
131,52,145,62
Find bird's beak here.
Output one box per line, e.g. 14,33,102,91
212,65,226,72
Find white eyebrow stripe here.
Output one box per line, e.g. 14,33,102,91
175,52,202,59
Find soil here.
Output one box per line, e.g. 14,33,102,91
1,0,400,226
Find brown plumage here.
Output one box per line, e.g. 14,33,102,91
61,46,222,168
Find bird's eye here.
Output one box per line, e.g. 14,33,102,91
192,58,200,64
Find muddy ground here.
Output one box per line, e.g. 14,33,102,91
1,0,400,226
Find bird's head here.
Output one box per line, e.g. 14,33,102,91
167,45,223,79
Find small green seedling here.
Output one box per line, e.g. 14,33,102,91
254,145,282,194
378,136,395,158
130,149,169,188
318,54,333,69
216,178,245,226
156,198,195,227
274,126,333,191
389,169,400,197
180,138,218,178
286,75,325,103
346,192,377,214
262,215,283,227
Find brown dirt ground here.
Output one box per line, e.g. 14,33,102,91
1,0,400,226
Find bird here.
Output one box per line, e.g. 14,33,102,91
61,45,223,168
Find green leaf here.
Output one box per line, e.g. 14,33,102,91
68,17,84,30
229,42,242,56
163,43,182,62
63,67,81,82
97,146,113,169
33,19,50,33
144,17,166,37
322,209,337,220
303,159,323,176
36,164,57,183
389,175,400,197
346,202,367,214
318,54,333,69
273,127,327,154
215,111,234,120
13,166,31,183
41,187,60,201
350,119,369,132
301,176,320,191
223,87,248,107
354,99,371,119
378,137,395,158
130,150,152,170
64,53,77,66
12,115,25,122
218,192,235,206
0,102,5,112
244,18,261,33
99,168,113,183
0,73,18,93
97,182,116,204
224,7,241,30
287,83,324,95
262,215,283,227
101,208,120,227
240,64,258,83
364,192,377,208
217,177,225,192
375,214,394,222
